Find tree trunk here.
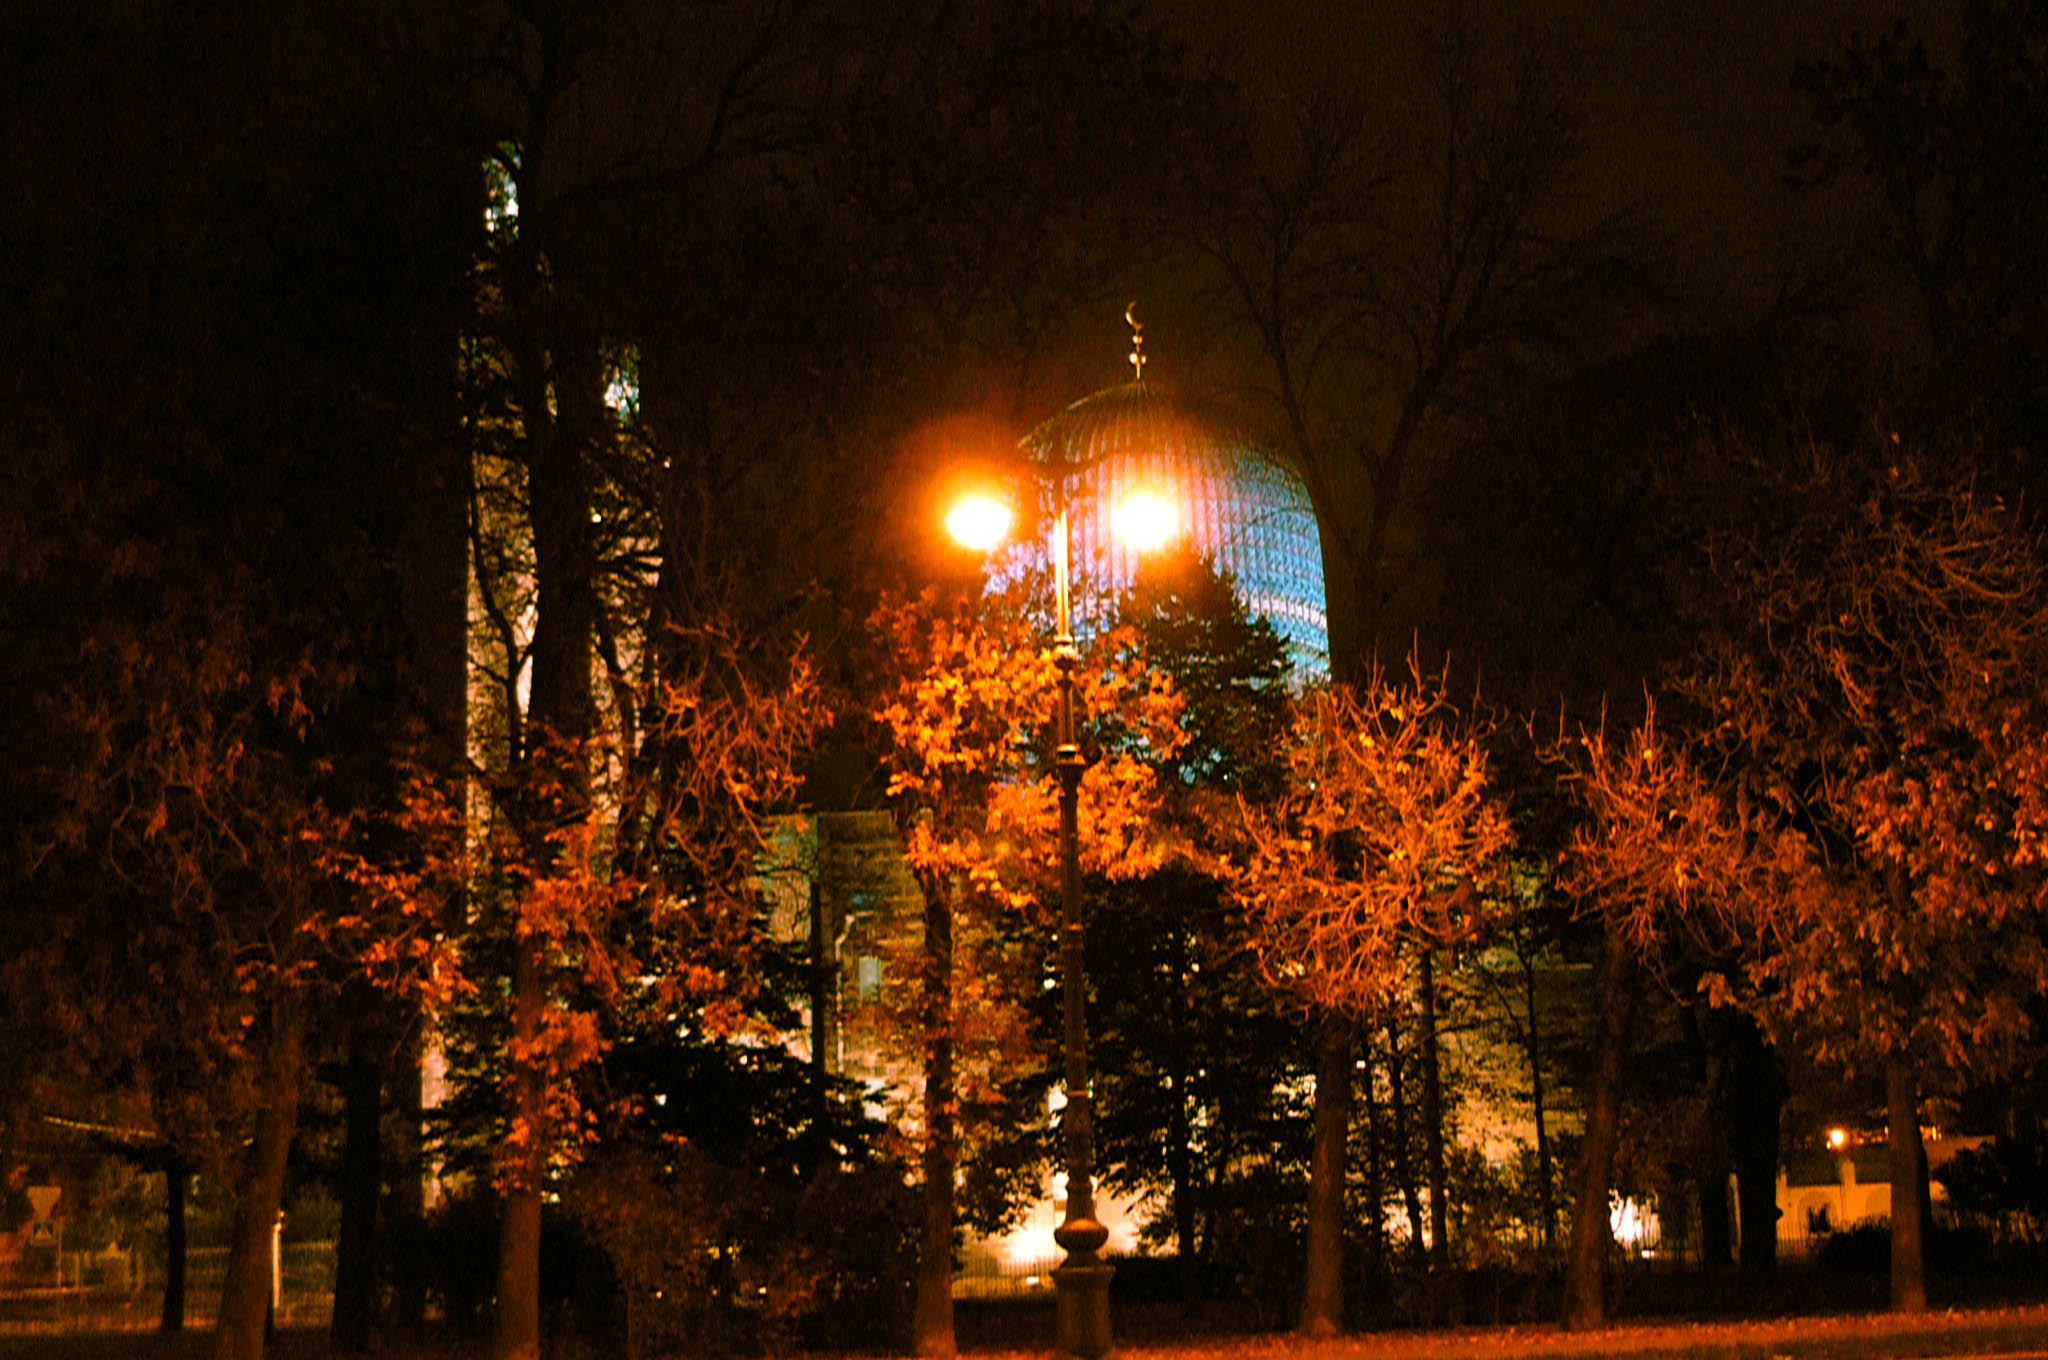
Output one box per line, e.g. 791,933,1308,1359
1517,944,1557,1255
1696,1170,1733,1268
162,1156,188,1334
1682,1005,1732,1269
811,868,837,1071
1563,933,1638,1331
913,880,956,1358
1169,927,1197,1304
1886,1051,1928,1313
1299,1015,1352,1337
495,258,600,1360
1418,952,1450,1274
1172,1099,1196,1305
1734,1149,1780,1280
1386,1019,1426,1265
1361,1034,1387,1287
809,871,835,1171
1728,1016,1785,1280
495,929,547,1360
389,1022,428,1331
1297,536,1369,1341
331,1013,383,1353
214,1007,304,1360
388,221,461,1332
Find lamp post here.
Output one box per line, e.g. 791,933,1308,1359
1045,495,1111,1360
947,478,1172,1360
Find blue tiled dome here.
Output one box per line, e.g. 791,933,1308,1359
1022,381,1328,679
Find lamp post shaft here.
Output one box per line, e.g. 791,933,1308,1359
1049,504,1113,1360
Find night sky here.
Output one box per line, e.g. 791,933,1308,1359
1151,0,1947,315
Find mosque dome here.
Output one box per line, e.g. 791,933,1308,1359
1022,379,1329,679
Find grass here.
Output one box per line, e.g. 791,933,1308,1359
7,1304,2048,1360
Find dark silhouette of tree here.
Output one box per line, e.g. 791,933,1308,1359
565,936,909,1358
1551,428,2048,1324
2,5,475,1357
454,6,853,1354
1790,0,2048,458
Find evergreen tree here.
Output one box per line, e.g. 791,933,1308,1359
1088,553,1307,1301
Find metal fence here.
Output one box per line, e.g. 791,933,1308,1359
0,1242,334,1335
956,1247,1061,1300
6,1237,1085,1331
0,1222,1886,1337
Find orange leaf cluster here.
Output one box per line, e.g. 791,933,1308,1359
1234,661,1513,1018
871,585,1184,908
863,585,1186,1113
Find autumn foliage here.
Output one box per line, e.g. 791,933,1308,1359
465,624,825,1194
872,584,1184,902
1697,453,2048,1083
860,579,1183,1354
1551,438,2048,1318
1234,662,1514,1018
858,581,1185,1127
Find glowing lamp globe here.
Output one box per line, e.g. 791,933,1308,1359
1111,488,1176,552
946,495,1012,552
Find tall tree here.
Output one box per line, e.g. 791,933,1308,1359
1696,439,2048,1313
1193,13,1653,677
1451,886,1591,1267
1547,701,1786,1328
1190,21,1650,1324
1231,664,1513,1334
457,6,852,1355
1552,432,2048,1321
2,5,476,1357
864,582,1178,1356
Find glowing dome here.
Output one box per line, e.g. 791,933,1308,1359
1023,381,1329,678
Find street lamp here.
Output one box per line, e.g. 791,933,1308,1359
948,476,1174,1360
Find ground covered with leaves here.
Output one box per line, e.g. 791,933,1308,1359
9,1303,2048,1360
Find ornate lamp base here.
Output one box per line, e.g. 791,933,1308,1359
1053,1257,1114,1360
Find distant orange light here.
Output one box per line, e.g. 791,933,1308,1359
946,495,1012,551
1112,488,1176,553
1827,1127,1848,1150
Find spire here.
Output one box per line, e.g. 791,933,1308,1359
1125,301,1146,383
